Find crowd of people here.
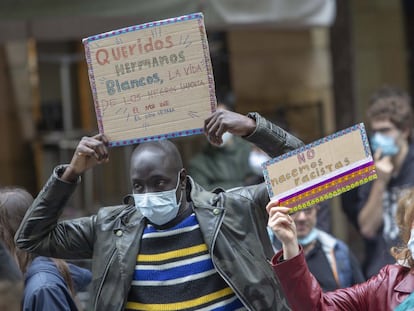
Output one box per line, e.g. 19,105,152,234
2,85,414,311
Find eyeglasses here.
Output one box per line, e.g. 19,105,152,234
290,206,316,218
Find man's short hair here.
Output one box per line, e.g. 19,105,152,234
367,85,413,132
131,140,183,172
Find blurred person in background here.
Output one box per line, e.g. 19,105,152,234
268,202,365,291
189,92,259,190
269,187,414,310
0,241,23,311
341,85,414,278
0,187,92,311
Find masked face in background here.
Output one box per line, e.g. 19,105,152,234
217,132,234,148
369,119,406,157
249,148,270,176
370,132,400,156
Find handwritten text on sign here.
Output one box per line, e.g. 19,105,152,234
263,123,377,213
83,13,216,147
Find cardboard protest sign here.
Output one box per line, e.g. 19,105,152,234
82,13,216,147
263,123,377,213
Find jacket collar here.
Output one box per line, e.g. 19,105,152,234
187,175,220,208
187,176,225,249
394,266,414,294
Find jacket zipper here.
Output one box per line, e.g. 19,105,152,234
209,209,252,311
94,247,117,311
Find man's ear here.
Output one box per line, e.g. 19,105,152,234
179,168,187,189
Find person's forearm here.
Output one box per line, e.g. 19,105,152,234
61,165,81,183
272,248,324,310
15,167,78,253
358,179,386,238
282,241,299,260
244,112,304,158
273,248,368,310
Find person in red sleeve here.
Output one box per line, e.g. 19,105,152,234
268,191,414,311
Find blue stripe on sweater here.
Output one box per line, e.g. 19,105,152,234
144,214,198,234
210,297,245,311
134,258,214,281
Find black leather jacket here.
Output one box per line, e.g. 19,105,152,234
16,112,303,310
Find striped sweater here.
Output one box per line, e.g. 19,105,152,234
125,213,245,311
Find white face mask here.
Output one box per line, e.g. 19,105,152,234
249,150,270,175
133,173,182,225
408,228,414,260
218,132,233,148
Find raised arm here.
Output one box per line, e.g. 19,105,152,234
204,110,304,158
266,201,299,260
61,134,110,182
15,134,110,259
267,201,384,311
357,151,393,238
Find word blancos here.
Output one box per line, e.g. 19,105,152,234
115,51,186,77
270,148,351,187
106,73,162,95
95,36,174,65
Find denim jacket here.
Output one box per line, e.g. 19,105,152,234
24,256,91,311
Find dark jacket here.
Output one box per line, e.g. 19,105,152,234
341,143,414,278
24,256,92,311
189,135,255,190
268,228,365,291
15,112,304,311
272,248,414,311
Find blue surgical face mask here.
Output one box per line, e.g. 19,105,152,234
408,228,414,260
133,173,182,225
370,132,400,156
298,228,318,246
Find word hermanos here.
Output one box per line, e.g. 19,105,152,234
115,51,185,77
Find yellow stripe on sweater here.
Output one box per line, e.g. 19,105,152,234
137,244,208,262
125,287,234,310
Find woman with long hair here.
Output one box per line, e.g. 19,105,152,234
0,187,91,311
0,241,23,311
268,188,414,311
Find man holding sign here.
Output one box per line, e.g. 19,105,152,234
15,109,303,310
